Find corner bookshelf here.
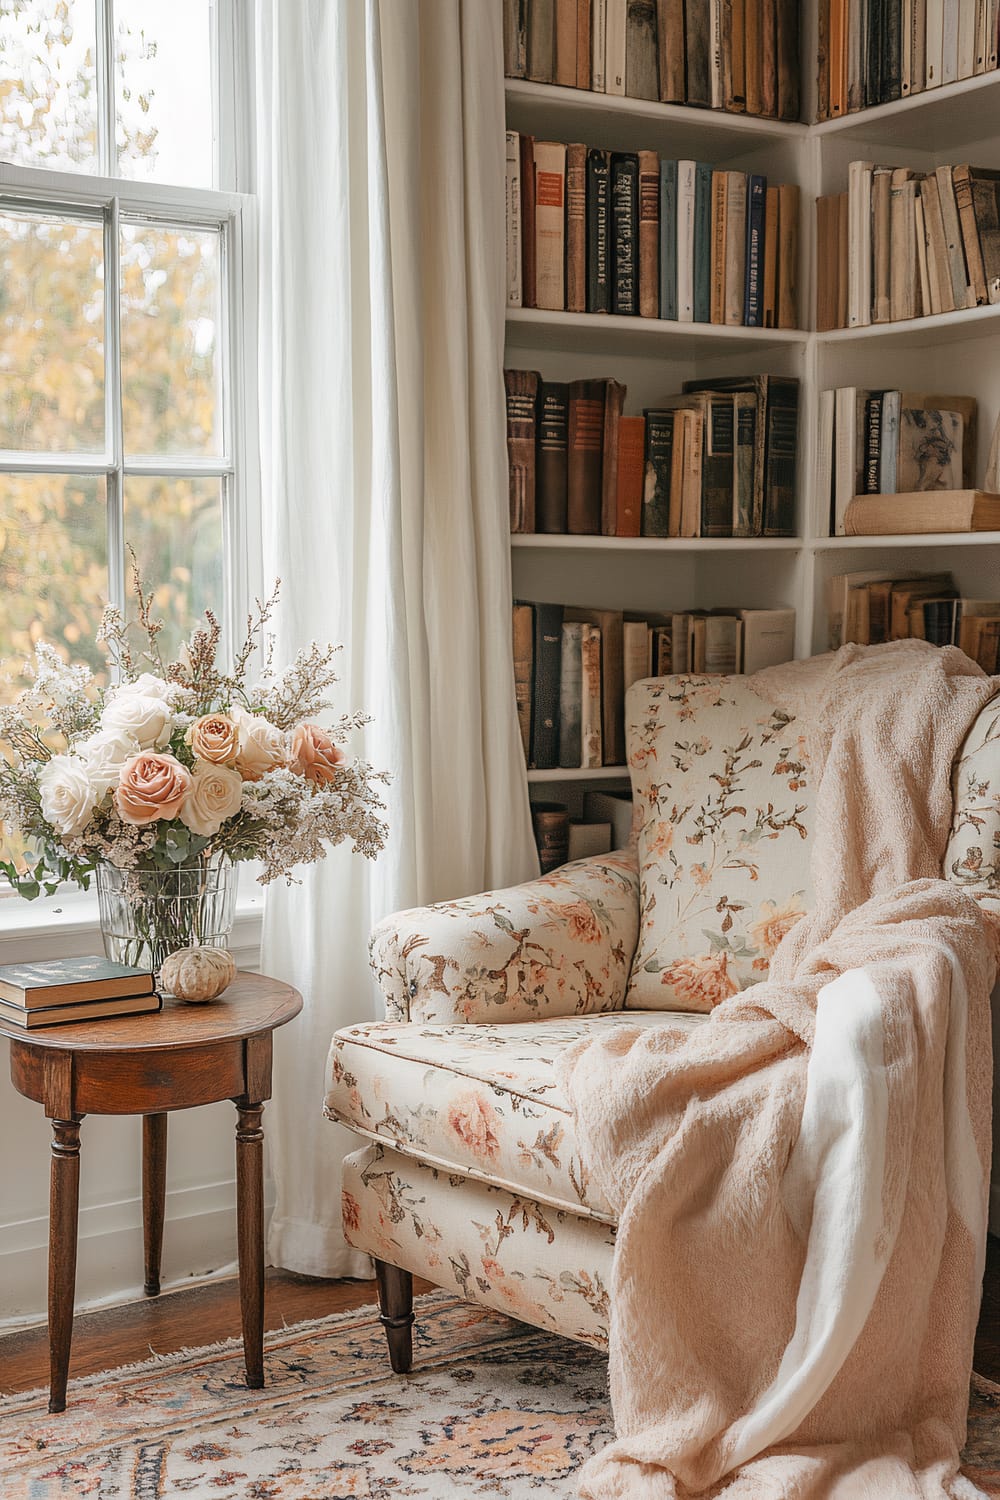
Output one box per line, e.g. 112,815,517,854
504,10,1000,814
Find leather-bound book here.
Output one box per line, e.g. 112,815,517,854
526,0,555,81
729,0,748,108
531,802,569,872
760,0,777,115
745,0,764,114
503,0,527,76
504,369,540,533
537,382,569,532
520,134,537,308
576,0,592,87
530,604,565,769
611,153,639,314
566,143,587,313
638,149,660,318
601,378,627,533
686,0,712,105
616,415,645,537
534,140,566,310
776,0,800,117
512,603,534,762
567,379,606,533
817,0,830,117
642,409,674,537
586,148,612,312
554,0,577,84
626,0,659,97
815,194,838,331
656,0,686,101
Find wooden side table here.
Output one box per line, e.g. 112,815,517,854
0,972,302,1413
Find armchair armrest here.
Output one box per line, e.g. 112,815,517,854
369,848,640,1024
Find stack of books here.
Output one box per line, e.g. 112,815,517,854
817,2,1000,119
514,601,796,770
0,958,161,1030
506,134,800,328
830,570,1000,670
530,793,632,873
504,0,801,121
816,162,1000,332
506,370,799,538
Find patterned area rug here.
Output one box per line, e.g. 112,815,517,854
1,1291,997,1498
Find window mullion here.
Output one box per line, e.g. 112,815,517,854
105,196,126,614
94,0,117,179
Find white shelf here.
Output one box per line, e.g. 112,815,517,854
511,533,801,551
817,301,1000,351
504,80,806,160
812,532,1000,550
527,765,630,783
812,70,1000,154
506,307,808,359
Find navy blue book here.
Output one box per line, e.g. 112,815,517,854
658,159,677,321
693,163,713,323
744,174,767,327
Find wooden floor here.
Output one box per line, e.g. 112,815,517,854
0,1242,997,1399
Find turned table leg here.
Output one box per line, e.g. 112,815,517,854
142,1113,168,1297
235,1101,265,1389
48,1117,83,1414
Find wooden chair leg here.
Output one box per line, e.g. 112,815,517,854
374,1259,413,1374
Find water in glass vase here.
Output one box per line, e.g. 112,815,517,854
96,854,237,984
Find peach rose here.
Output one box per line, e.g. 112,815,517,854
231,704,288,781
446,1092,500,1161
662,951,739,1011
562,901,602,944
748,895,805,958
185,713,239,765
179,761,243,837
114,753,192,826
290,723,344,785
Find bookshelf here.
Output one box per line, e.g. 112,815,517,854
504,10,1000,811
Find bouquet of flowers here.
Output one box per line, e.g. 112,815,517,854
0,572,387,970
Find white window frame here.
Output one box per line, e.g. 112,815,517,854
0,1,262,945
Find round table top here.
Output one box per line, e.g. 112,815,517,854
0,972,302,1053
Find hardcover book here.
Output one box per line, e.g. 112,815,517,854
565,143,587,313
534,140,567,310
638,149,660,318
611,152,640,315
504,368,540,533
0,992,162,1028
0,957,155,1009
537,381,570,533
626,0,659,97
586,148,612,313
530,603,565,769
567,379,606,533
512,603,534,761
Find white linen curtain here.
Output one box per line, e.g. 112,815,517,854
254,0,538,1276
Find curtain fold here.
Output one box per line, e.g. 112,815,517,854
254,0,538,1277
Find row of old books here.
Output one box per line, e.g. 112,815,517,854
830,570,1000,670
531,790,634,874
506,370,800,537
817,0,1000,119
503,0,801,120
514,600,796,770
817,388,982,534
506,133,801,328
816,162,1000,332
0,957,160,1029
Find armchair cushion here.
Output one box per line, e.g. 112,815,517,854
625,675,815,1012
368,849,639,1025
946,695,1000,921
326,1011,705,1221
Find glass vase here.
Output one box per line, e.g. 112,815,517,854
96,854,237,984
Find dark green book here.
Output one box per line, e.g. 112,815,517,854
693,162,713,323
659,158,678,320
0,956,155,1008
701,394,736,537
641,409,674,537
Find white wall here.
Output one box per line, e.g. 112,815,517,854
0,890,265,1326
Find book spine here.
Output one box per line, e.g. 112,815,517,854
601,379,626,534
971,173,1000,304
592,0,608,87
879,389,900,493
526,0,555,80
579,625,604,767
676,160,696,321
833,386,856,534
864,393,883,493
942,0,960,81
504,369,539,533
656,0,686,99
954,164,988,305
776,0,800,117
711,169,728,323
745,0,764,113
863,0,881,108
504,0,528,77
744,175,766,325
641,409,674,536
586,149,612,313
567,381,605,533
710,0,724,106
616,415,645,537
763,185,779,326
537,381,570,532
520,134,537,308
763,379,799,536
554,0,577,84
686,0,712,105
733,393,758,535
565,143,587,313
638,150,660,317
935,163,974,308
872,167,892,322
724,171,748,324
576,0,593,85
848,161,873,327
884,0,903,95
505,133,523,309
777,182,799,329
531,803,569,872
701,396,736,536
760,0,777,115
817,0,831,116
659,158,678,320
530,604,564,769
816,388,835,534
926,0,944,85
559,623,584,767
693,162,714,322
731,0,747,107
626,0,660,97
611,153,639,315
606,0,628,92
901,0,913,92
534,140,566,311
512,603,534,762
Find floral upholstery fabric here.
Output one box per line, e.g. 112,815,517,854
368,850,640,1025
342,1142,616,1348
625,675,815,1012
946,695,1000,923
327,1011,705,1221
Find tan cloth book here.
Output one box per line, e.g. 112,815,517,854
845,490,1000,536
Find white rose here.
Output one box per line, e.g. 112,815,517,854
76,728,140,796
127,672,172,697
232,704,288,781
179,761,244,837
38,754,99,837
102,691,173,750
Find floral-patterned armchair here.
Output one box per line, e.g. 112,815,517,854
325,675,1000,1371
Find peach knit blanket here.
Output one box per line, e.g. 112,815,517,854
559,641,999,1499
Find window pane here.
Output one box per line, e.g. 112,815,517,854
0,210,105,454
0,474,109,701
115,0,215,188
120,222,223,458
124,476,223,662
0,0,98,173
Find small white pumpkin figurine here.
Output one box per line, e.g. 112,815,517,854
160,945,237,1003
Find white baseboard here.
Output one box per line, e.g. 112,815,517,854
0,1177,274,1326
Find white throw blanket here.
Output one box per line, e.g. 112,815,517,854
559,642,999,1499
